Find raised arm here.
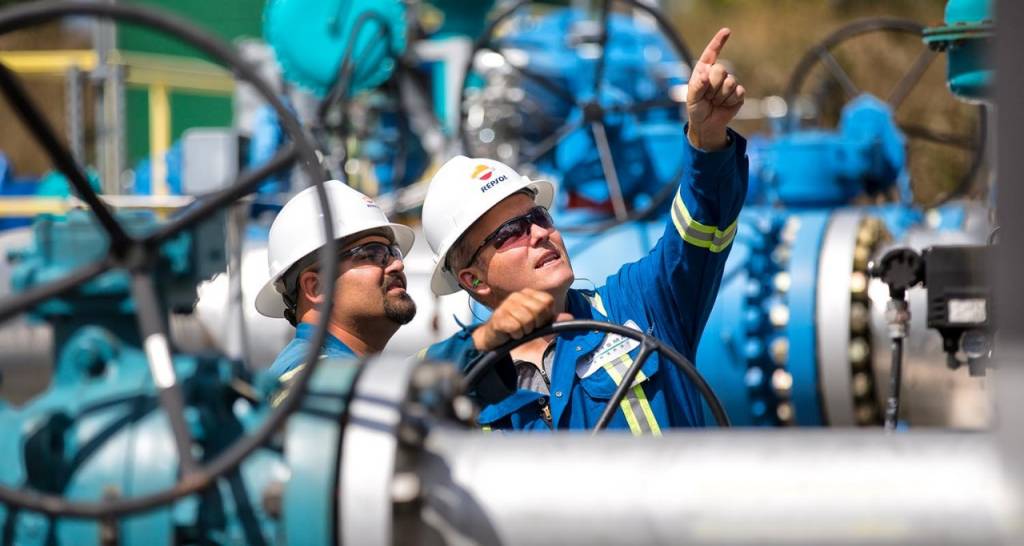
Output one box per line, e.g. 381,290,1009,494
603,28,749,355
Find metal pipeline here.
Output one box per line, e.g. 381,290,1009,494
409,429,1019,545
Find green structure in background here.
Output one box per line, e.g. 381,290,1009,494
117,0,264,166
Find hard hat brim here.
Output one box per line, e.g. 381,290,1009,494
254,222,416,318
428,178,556,296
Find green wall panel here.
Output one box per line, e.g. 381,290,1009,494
119,0,264,164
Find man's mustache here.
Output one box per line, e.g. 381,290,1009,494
381,273,407,291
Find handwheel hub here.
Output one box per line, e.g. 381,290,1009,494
582,100,605,123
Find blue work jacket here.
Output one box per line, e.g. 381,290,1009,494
268,322,356,378
425,129,748,433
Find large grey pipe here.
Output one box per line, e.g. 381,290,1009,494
413,430,1019,545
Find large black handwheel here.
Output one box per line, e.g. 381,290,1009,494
459,0,695,234
783,17,987,206
0,1,340,518
462,319,730,431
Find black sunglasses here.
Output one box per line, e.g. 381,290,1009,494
459,206,554,270
339,241,403,268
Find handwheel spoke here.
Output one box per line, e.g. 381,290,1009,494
131,272,200,476
614,97,683,114
590,121,629,220
591,0,613,97
0,62,132,253
817,49,860,100
0,257,111,325
887,48,937,110
146,144,297,245
521,119,583,165
483,44,579,107
900,123,977,151
592,338,654,434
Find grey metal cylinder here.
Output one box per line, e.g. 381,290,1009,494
414,430,1020,545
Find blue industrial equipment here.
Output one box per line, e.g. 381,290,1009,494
131,143,183,195
923,0,994,101
747,95,908,207
0,3,343,540
547,14,989,427
8,211,222,341
421,0,496,39
0,1,1002,543
345,90,431,194
259,0,440,197
263,0,407,98
0,152,43,231
460,1,694,230
782,17,987,208
0,213,356,544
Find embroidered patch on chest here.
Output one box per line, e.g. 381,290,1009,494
576,320,642,379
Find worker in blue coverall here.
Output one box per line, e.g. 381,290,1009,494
254,180,417,380
419,29,748,433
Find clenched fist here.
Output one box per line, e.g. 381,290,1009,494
686,28,745,151
473,289,569,352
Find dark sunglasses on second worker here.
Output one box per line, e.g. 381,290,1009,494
339,241,404,268
461,206,555,270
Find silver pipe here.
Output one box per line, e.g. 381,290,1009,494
415,429,1020,545
65,65,84,163
224,202,251,362
92,2,124,195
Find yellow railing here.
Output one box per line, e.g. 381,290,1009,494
0,194,195,217
0,49,235,202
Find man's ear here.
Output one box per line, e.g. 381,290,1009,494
458,269,489,296
298,269,324,304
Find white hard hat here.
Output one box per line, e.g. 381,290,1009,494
422,155,555,296
255,180,415,318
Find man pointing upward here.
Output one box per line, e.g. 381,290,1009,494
423,28,748,432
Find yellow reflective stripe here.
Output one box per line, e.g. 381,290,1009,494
277,363,307,384
481,425,492,432
619,396,644,435
604,361,643,435
415,347,428,360
631,384,662,436
670,189,737,253
603,354,655,436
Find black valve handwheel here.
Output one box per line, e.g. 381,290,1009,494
0,0,341,518
458,0,696,233
783,17,987,206
462,319,730,431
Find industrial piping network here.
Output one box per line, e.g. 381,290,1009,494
0,0,1019,545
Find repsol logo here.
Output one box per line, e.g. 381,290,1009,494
479,175,508,192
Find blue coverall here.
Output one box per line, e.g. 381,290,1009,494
269,322,356,378
425,129,748,433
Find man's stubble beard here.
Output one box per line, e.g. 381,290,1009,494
383,291,416,325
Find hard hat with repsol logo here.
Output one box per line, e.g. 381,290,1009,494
422,155,555,296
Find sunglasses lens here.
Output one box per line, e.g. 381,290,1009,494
530,207,553,229
349,243,399,267
489,208,553,250
491,217,531,250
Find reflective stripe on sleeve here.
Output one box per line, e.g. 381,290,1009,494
670,189,737,253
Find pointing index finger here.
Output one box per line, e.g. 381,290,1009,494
698,28,731,65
